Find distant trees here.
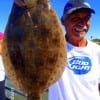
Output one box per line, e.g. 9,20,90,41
91,38,100,45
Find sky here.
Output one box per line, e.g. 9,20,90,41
0,0,99,39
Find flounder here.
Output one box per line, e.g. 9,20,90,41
2,0,67,100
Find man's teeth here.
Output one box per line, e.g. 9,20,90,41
75,27,84,32
75,26,87,32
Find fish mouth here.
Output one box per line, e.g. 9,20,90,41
15,0,37,8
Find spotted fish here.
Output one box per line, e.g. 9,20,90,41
2,0,67,100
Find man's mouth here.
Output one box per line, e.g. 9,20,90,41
74,26,87,32
73,26,87,38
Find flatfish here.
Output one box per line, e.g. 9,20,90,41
2,0,67,100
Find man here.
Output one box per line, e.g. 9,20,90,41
0,32,5,100
49,0,100,100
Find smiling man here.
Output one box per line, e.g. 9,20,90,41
49,0,100,100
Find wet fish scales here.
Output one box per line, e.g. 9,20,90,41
2,0,67,100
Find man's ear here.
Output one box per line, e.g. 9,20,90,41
61,17,65,25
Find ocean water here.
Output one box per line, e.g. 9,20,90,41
5,77,48,100
5,77,26,100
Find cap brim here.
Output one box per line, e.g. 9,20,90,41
86,8,95,14
68,7,95,15
62,7,95,20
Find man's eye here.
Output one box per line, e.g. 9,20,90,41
85,15,91,21
71,17,80,22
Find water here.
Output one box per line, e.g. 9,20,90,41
5,77,26,100
5,77,48,100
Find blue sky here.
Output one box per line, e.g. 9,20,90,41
0,0,99,39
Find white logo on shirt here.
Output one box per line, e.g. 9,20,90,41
68,56,92,75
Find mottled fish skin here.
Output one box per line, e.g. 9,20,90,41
2,0,67,99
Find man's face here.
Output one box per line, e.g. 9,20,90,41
63,9,91,41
